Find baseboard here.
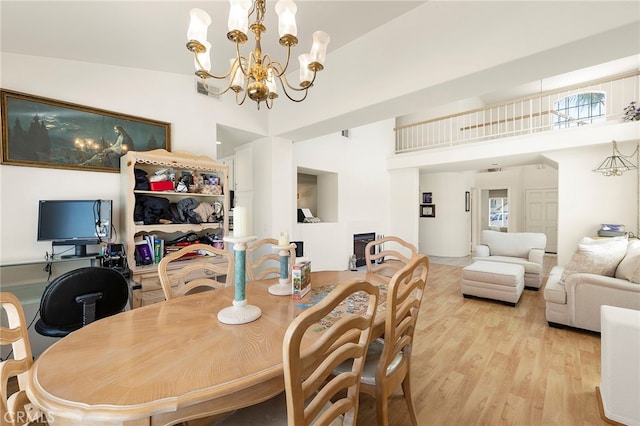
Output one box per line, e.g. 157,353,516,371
595,386,626,426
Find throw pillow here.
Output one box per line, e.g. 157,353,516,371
561,236,629,283
615,239,640,284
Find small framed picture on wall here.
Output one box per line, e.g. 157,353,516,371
422,192,432,204
420,204,436,218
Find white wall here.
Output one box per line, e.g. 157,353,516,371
389,168,420,250
291,119,394,270
419,172,474,256
246,137,295,240
547,141,639,265
0,53,266,263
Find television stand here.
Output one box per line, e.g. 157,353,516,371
53,239,101,259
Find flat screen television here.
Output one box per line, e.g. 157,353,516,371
37,199,112,258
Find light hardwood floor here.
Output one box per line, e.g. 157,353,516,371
356,259,608,426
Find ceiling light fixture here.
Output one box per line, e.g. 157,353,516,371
592,140,639,176
186,0,330,110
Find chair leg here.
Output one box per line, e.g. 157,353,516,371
375,388,389,426
401,375,419,426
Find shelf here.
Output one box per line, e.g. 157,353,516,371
130,253,227,274
134,223,223,234
133,190,224,198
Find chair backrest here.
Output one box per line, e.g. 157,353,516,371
247,238,296,281
35,267,129,338
376,254,429,390
365,236,418,278
158,243,234,300
1,292,37,426
283,280,379,426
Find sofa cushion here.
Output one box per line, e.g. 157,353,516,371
615,239,640,284
472,256,542,275
543,266,566,304
561,236,628,283
481,230,546,258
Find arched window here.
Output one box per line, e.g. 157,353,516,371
553,92,606,129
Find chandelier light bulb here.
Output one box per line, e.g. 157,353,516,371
309,31,330,66
266,68,278,97
228,0,252,36
230,58,244,91
275,0,297,38
298,54,313,86
195,41,212,72
187,8,211,44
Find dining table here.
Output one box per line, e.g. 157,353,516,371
26,270,389,426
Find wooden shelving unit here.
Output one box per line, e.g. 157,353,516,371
120,149,230,307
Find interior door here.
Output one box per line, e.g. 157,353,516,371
525,188,558,253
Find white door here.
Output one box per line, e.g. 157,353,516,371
525,189,558,253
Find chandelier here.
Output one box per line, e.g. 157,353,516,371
186,0,330,110
592,140,639,176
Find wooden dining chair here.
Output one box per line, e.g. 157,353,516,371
1,292,41,426
365,236,418,279
158,243,234,300
247,238,296,281
218,279,380,426
335,253,429,426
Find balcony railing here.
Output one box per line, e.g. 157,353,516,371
394,71,639,154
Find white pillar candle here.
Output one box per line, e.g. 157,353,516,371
234,206,247,237
278,231,289,246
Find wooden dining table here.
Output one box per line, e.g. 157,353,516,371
26,270,388,426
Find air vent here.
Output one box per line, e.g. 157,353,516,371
195,79,220,100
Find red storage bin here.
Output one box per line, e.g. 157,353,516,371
149,181,174,191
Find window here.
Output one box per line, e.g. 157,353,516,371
553,92,605,129
489,197,508,228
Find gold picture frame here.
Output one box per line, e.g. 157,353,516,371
1,89,171,173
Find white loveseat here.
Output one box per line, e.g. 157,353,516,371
544,237,640,333
473,230,547,289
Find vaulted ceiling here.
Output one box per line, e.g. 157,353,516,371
2,1,639,151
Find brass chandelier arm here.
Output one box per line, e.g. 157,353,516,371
276,74,310,103
264,46,292,78
271,61,318,92
236,40,253,77
235,87,249,106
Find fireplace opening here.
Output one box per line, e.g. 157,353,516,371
353,232,376,267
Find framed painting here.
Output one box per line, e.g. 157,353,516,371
1,89,171,173
420,204,436,218
422,192,432,204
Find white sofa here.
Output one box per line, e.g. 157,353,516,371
544,237,640,333
473,230,547,289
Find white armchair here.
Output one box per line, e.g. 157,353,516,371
473,230,547,289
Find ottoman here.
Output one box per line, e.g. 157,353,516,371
461,261,525,306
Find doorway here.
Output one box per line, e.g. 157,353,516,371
472,187,510,248
525,188,558,253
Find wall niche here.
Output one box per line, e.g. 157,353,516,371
297,167,338,223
